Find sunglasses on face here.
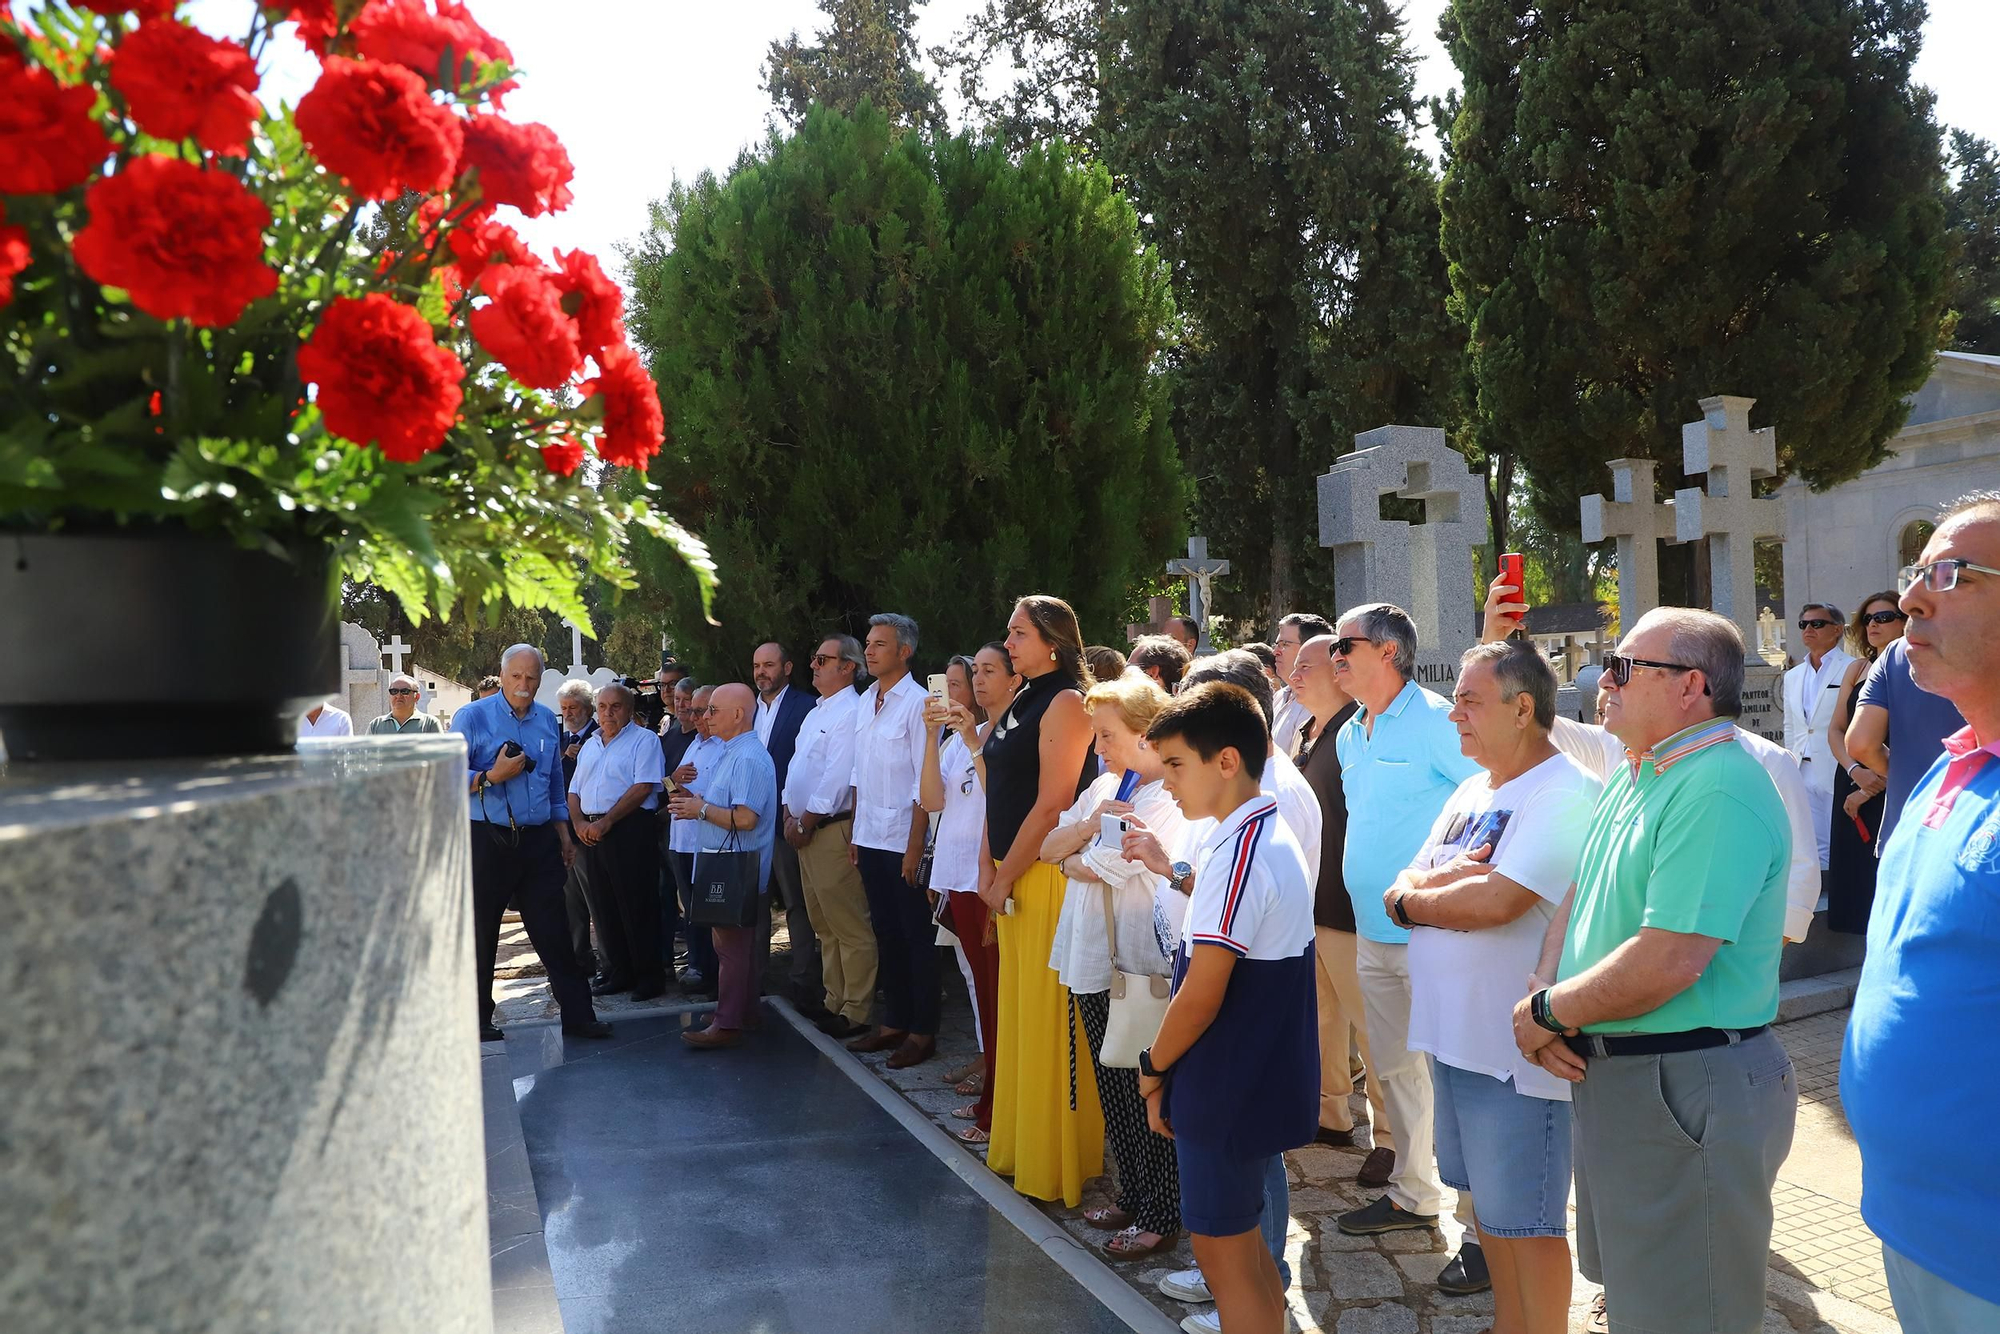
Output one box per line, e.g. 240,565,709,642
1797,618,1839,631
388,687,418,696
1331,636,1374,657
1603,652,1711,695
1863,609,1908,627
809,654,838,667
1899,559,2000,595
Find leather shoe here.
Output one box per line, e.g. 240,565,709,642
682,1025,740,1050
817,1013,866,1040
591,976,632,997
885,1036,936,1069
1437,1241,1490,1295
1357,1145,1395,1189
628,985,668,1003
846,1027,904,1054
562,1020,614,1040
1314,1125,1355,1148
479,1024,504,1043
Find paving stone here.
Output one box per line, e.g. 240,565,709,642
1429,1318,1493,1334
1320,1228,1376,1254
1288,1187,1349,1216
1333,1303,1418,1334
1321,1250,1403,1301
1376,1226,1443,1253
1392,1250,1449,1284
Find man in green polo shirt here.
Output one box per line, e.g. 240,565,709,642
1512,607,1796,1334
367,675,446,735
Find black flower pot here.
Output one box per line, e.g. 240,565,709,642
0,532,339,762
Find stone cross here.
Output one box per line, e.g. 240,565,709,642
1166,537,1230,651
1318,424,1489,689
1675,395,1785,661
563,617,588,676
380,635,410,674
1127,594,1175,646
1580,458,1675,631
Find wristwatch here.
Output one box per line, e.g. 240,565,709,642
1138,1047,1166,1079
1167,860,1194,894
1530,987,1569,1034
1392,892,1416,929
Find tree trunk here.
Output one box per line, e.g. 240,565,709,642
1269,530,1292,626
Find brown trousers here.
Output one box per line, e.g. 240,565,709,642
796,818,876,1025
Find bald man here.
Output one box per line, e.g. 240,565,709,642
368,674,443,734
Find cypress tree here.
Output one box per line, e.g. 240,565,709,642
1944,129,2000,355
764,0,947,134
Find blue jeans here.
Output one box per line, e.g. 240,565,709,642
1884,1243,2000,1334
1263,1153,1292,1289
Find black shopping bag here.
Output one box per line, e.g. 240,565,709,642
688,834,761,928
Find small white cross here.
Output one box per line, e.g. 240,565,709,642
381,635,411,674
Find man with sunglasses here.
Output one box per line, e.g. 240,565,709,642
1782,604,1855,869
366,674,443,734
1511,607,1795,1334
1844,492,2000,1334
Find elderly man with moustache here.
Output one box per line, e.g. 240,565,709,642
453,644,611,1043
668,683,779,1049
567,682,668,1001
1844,492,2000,1333
752,640,822,1006
367,675,443,734
1512,608,1795,1334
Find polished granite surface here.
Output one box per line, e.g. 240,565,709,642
504,1010,1133,1334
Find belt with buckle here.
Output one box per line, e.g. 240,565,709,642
1577,1025,1768,1059
816,811,853,825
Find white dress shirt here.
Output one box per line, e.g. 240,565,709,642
298,702,353,738
669,734,724,854
1273,688,1310,759
570,722,665,814
926,730,989,894
782,687,861,817
754,684,790,747
849,673,930,852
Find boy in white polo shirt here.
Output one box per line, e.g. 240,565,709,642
1129,682,1317,1334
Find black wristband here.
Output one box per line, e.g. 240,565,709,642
1138,1047,1163,1079
1531,987,1569,1034
1392,892,1416,929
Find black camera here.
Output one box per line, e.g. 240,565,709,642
500,740,537,773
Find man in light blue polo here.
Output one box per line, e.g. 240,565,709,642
1331,602,1479,1236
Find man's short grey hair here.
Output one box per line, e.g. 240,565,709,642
673,677,698,698
1336,603,1417,678
1460,640,1558,730
556,678,595,707
868,612,919,655
1631,607,1745,718
1939,489,2000,524
595,681,636,707
389,673,419,692
1182,649,1276,730
500,642,544,672
1800,602,1844,623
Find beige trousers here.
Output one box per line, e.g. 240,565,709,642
796,818,876,1025
1315,925,1393,1144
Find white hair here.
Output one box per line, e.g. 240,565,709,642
555,678,595,707
500,643,544,672
595,681,636,706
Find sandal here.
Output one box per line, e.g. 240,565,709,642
1102,1226,1178,1259
954,1124,990,1144
954,1070,985,1096
945,1057,984,1086
950,1103,979,1121
1082,1204,1134,1230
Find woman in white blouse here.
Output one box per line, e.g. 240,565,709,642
919,644,1019,1143
1041,670,1188,1258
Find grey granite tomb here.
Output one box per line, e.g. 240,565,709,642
0,735,491,1334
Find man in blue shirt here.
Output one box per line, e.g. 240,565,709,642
1844,492,2000,1333
453,644,610,1043
1331,602,1480,1237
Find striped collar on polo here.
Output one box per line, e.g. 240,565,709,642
1624,716,1738,778
1196,798,1279,948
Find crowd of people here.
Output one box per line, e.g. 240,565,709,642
410,489,1999,1334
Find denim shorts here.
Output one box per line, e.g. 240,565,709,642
1430,1056,1572,1238
1174,1140,1270,1238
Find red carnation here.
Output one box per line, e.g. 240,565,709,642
470,262,581,389
73,156,277,325
0,217,29,309
446,210,529,279
0,62,110,194
298,293,465,462
458,114,573,217
76,0,178,16
540,438,584,477
551,249,623,358
581,343,664,467
281,0,341,56
110,19,260,156
353,0,512,95
297,57,462,200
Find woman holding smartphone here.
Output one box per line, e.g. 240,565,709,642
982,595,1100,1205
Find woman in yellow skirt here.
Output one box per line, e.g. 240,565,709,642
978,595,1103,1205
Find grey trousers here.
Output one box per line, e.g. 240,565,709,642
768,836,818,993
1572,1027,1797,1334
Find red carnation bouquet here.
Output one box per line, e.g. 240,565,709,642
0,0,712,629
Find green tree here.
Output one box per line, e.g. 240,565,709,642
934,0,1111,156
765,0,947,134
1103,0,1461,625
1945,128,2000,355
1440,0,1952,534
623,104,1183,682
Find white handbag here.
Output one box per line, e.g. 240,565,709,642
1097,882,1171,1068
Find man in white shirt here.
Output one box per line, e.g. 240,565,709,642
1782,603,1855,868
669,685,724,994
1271,612,1333,758
568,682,668,1000
783,635,876,1038
298,698,352,738
844,613,938,1067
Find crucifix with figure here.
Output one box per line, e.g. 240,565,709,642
1166,536,1229,652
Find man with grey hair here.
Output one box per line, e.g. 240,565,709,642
787,634,875,1036
555,676,602,976
568,682,668,1001
367,674,443,734
1512,607,1795,1334
1783,600,1855,868
1331,601,1480,1238
453,643,610,1043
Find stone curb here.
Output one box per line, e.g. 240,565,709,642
1776,968,1864,1023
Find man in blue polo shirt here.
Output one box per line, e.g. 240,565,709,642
453,644,610,1043
1331,602,1480,1237
1845,491,2000,1333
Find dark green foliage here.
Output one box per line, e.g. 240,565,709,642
1102,0,1461,625
765,0,947,134
623,104,1183,682
933,0,1112,157
1945,129,2000,355
1440,0,1952,533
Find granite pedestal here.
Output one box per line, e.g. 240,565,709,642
0,736,489,1334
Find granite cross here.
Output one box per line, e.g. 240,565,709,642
1126,595,1175,646
380,635,411,675
1580,457,1675,631
1673,395,1785,661
1166,537,1229,651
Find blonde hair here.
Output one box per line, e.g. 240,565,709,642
1084,668,1171,735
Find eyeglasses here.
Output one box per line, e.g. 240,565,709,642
1331,636,1374,657
388,687,418,696
1862,609,1908,627
1603,652,1711,695
1796,618,1839,631
809,654,839,667
1899,559,2000,595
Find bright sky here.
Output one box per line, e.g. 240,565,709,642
182,0,2000,273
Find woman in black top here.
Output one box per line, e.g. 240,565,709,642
979,594,1099,1204
1825,591,1905,933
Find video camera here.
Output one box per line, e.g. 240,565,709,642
626,674,667,733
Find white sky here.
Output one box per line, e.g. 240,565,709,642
181,0,2000,272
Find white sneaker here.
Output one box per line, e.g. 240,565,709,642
1179,1309,1222,1334
1158,1268,1212,1303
